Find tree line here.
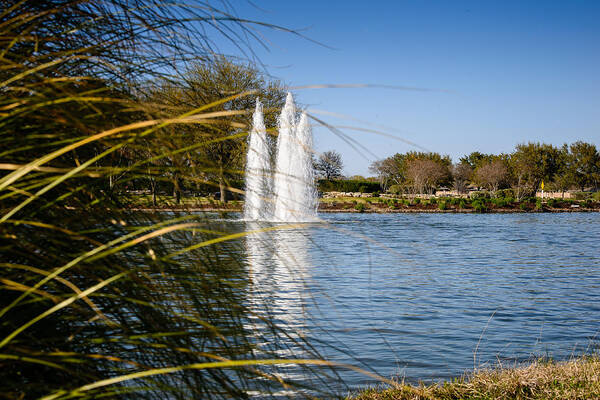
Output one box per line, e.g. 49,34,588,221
103,57,287,204
369,141,600,198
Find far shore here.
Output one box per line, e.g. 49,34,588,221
124,206,600,214
110,193,600,214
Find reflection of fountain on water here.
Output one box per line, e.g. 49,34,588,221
243,93,318,222
245,225,311,338
244,225,316,390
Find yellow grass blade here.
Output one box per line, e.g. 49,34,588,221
0,215,197,319
0,353,66,371
0,272,128,349
1,263,113,325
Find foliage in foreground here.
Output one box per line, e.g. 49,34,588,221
0,1,338,398
353,356,600,400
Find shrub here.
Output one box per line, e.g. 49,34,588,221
470,191,491,200
490,198,505,207
593,192,600,201
354,202,366,212
438,201,447,210
429,197,438,205
547,198,556,208
459,199,467,209
520,202,528,211
472,199,487,212
412,198,421,205
535,198,543,210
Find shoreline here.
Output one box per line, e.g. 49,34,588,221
123,207,600,213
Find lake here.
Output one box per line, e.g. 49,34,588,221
239,212,600,392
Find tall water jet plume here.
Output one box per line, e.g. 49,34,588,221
287,112,318,220
273,93,299,221
243,99,272,221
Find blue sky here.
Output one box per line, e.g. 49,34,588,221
214,0,599,176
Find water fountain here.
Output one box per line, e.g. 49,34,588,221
243,93,318,222
243,99,272,221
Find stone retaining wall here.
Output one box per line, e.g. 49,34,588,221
535,191,572,199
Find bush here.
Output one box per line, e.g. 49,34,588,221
547,198,556,208
472,199,487,212
593,192,600,201
490,198,506,207
438,201,447,210
470,190,491,200
354,202,366,212
429,197,438,205
459,199,467,209
535,198,543,210
520,202,528,211
412,198,421,205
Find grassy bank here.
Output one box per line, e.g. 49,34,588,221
353,356,600,400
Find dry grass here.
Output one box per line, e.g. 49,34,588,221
353,356,600,400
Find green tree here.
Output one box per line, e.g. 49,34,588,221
569,141,600,191
551,144,575,194
150,58,286,202
369,153,409,191
509,142,561,199
459,151,495,170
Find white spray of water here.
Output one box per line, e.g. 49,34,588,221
286,112,318,220
243,99,272,221
244,93,317,222
273,93,298,221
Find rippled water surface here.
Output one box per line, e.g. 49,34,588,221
241,212,600,389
